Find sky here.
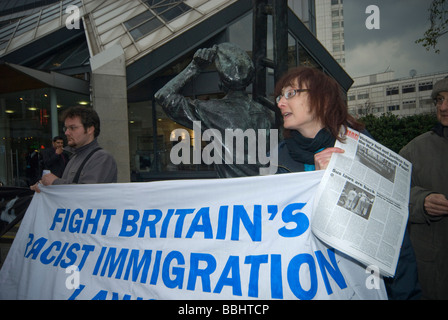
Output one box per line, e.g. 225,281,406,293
343,0,448,79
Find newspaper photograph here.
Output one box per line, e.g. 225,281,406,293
311,128,412,277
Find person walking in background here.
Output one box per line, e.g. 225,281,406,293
400,77,448,299
41,136,68,178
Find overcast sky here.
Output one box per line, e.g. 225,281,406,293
343,0,448,79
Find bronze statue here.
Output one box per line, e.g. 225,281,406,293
155,42,276,178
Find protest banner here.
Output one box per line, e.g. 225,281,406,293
0,171,387,300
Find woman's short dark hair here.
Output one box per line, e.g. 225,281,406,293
61,106,100,138
274,66,364,141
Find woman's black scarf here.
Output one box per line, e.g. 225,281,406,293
284,128,336,166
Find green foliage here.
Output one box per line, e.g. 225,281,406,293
359,113,438,153
415,0,448,53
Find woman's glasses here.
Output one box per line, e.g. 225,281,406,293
276,89,310,104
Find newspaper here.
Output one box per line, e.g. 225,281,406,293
312,128,412,277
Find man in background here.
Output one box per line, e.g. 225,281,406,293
41,136,68,178
400,77,448,299
31,106,117,192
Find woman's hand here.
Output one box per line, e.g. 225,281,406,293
314,147,344,170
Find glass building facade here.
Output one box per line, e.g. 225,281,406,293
0,0,352,186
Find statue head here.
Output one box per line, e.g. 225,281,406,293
214,43,254,90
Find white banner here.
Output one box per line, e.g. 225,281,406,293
0,171,387,300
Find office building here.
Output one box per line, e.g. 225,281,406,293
347,70,448,117
289,0,345,67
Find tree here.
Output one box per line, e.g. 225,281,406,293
359,113,438,153
416,0,448,53
358,100,373,116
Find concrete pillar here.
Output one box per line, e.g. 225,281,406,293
90,44,130,182
50,88,58,137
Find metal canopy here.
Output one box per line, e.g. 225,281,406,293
0,0,353,94
125,0,252,90
0,61,89,94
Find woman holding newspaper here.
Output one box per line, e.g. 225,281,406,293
274,66,421,300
